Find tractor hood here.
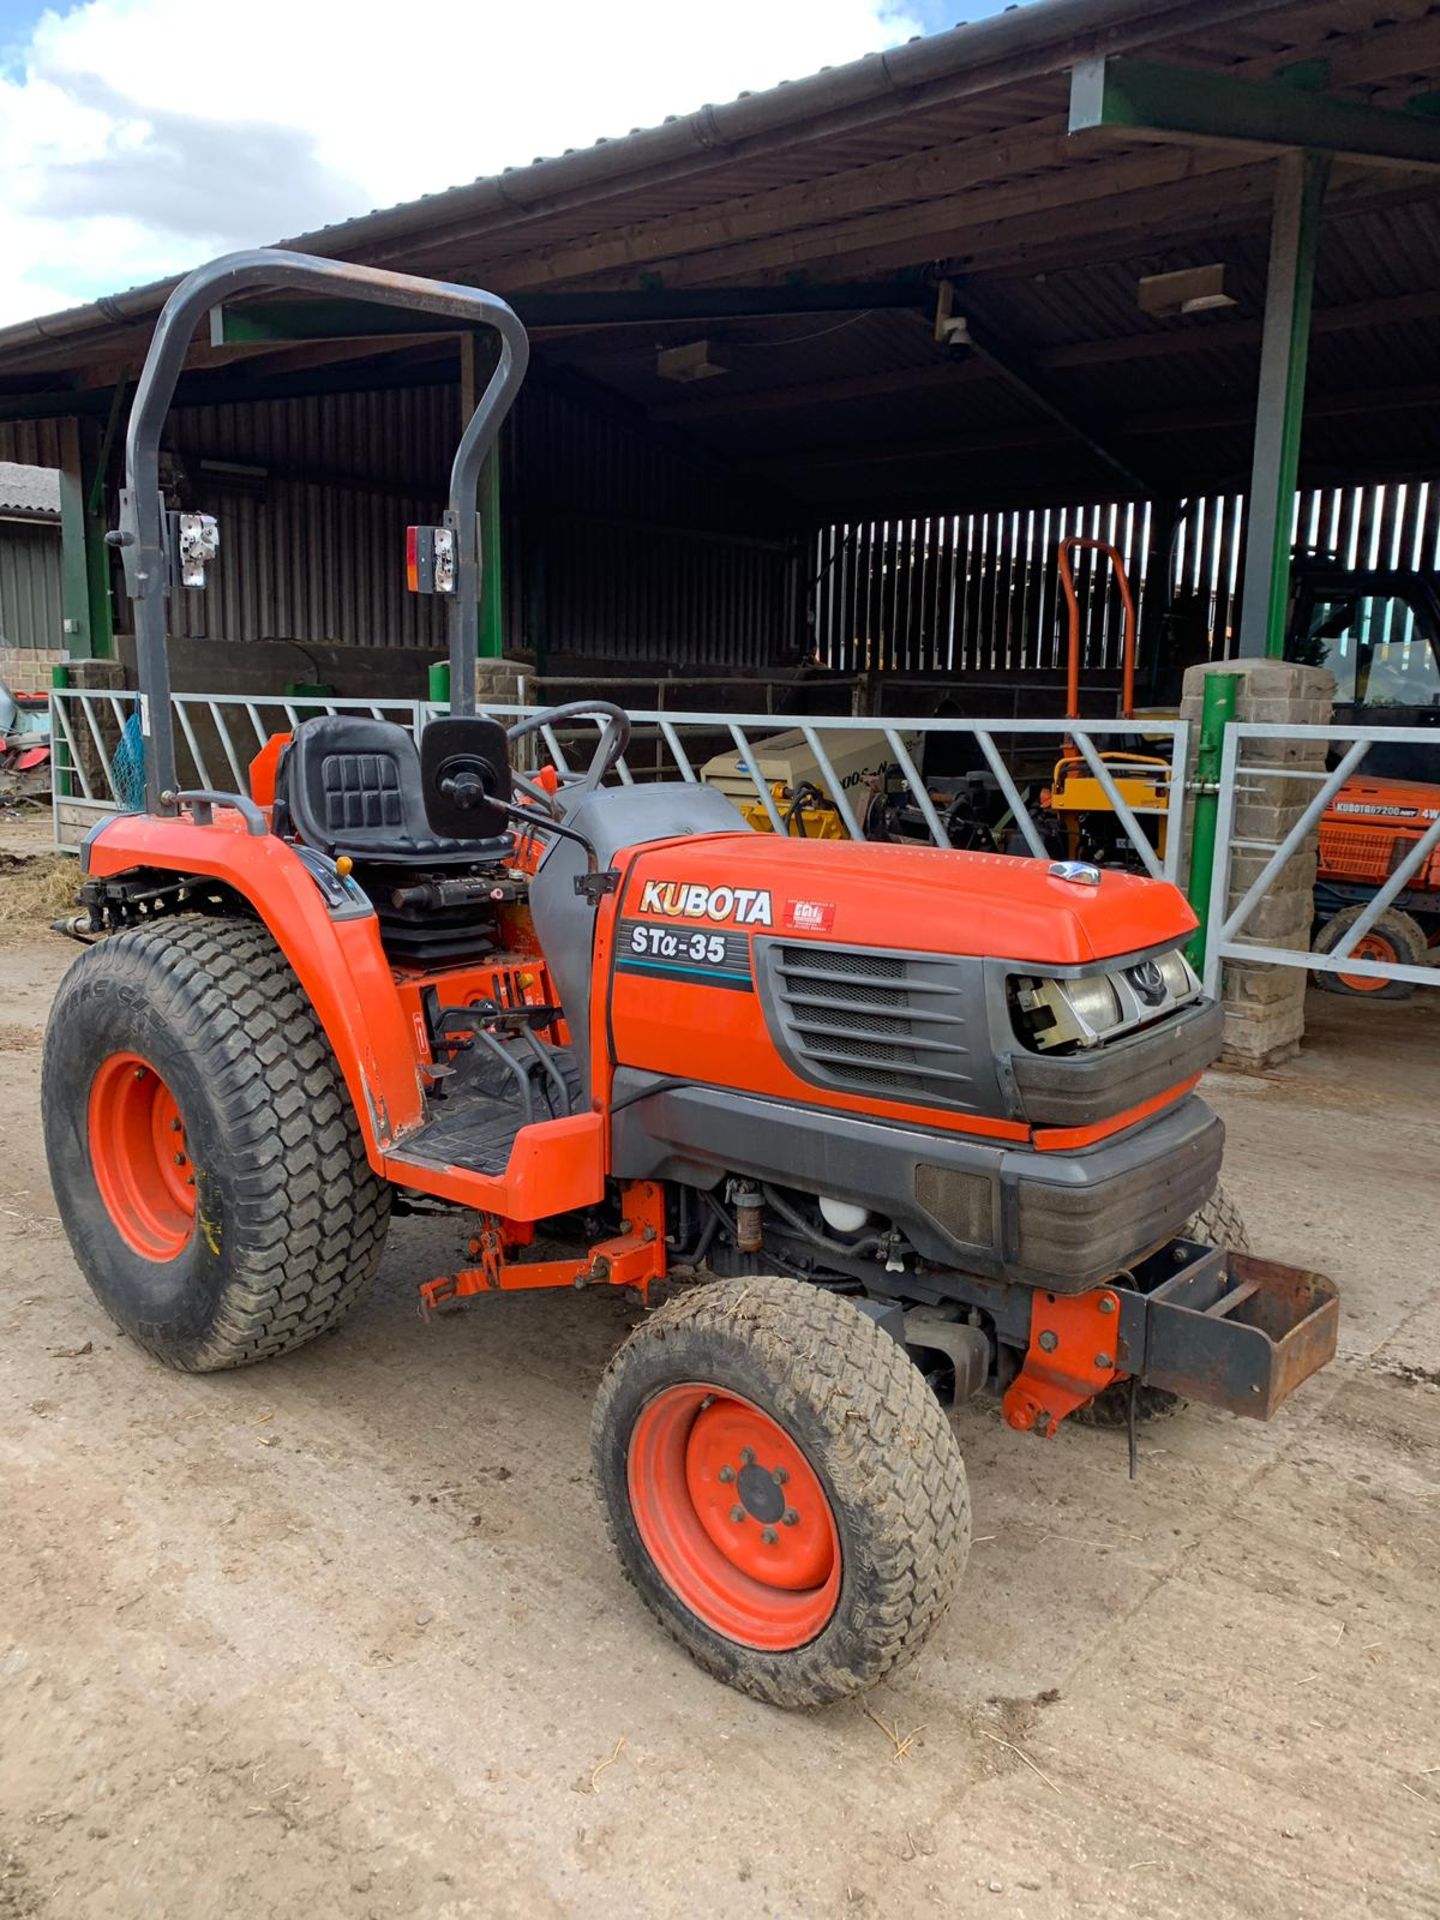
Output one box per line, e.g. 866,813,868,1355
1326,774,1440,825
622,833,1195,967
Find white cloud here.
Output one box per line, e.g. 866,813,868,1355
0,0,928,326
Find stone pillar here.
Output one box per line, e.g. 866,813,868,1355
1180,658,1335,1070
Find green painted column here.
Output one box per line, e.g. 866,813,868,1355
478,451,503,660
1185,672,1240,970
57,417,114,659
461,332,505,662
1237,152,1329,659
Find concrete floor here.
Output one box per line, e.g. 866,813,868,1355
1,897,1436,1920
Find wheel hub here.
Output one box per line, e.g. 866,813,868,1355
88,1053,197,1261
736,1462,785,1525
626,1383,842,1650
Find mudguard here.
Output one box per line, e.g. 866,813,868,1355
82,811,426,1160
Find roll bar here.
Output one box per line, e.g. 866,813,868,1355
112,248,530,813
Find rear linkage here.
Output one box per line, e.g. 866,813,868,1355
420,1179,669,1310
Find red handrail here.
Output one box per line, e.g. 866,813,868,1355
1057,537,1137,722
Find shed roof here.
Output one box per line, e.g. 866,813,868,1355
0,0,1437,514
0,462,60,520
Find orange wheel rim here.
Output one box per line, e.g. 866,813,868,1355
1337,931,1395,992
627,1384,841,1651
88,1053,196,1260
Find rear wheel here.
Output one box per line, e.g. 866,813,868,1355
593,1274,970,1708
43,916,391,1370
1312,905,1428,1000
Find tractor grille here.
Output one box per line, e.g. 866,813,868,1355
760,942,975,1107
1320,823,1396,885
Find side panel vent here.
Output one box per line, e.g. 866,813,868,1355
758,940,980,1110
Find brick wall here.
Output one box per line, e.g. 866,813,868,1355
0,645,67,694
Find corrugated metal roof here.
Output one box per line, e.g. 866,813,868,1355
0,0,1435,520
0,462,60,518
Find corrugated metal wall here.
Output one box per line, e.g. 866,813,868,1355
814,480,1440,678
167,387,455,649
511,381,794,667
0,519,63,649
813,501,1156,678
0,382,795,665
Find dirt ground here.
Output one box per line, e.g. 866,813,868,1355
1,851,1437,1920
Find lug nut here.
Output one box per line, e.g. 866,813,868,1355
761,1528,778,1546
170,1118,182,1133
772,1466,788,1485
730,1504,746,1523
739,1447,756,1467
173,1153,186,1167
782,1509,799,1527
718,1465,735,1483
133,1067,147,1081
1038,1329,1058,1352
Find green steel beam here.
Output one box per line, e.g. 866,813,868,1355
209,282,931,347
1069,56,1440,170
460,334,504,661
56,416,113,659
1238,152,1329,659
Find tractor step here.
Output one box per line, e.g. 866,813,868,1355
402,1045,582,1176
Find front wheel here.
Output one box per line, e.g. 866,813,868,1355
1312,905,1428,999
592,1275,970,1708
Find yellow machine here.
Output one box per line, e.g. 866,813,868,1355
700,727,915,839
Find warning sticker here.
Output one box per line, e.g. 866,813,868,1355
784,898,836,933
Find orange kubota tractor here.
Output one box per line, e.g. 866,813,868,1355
44,254,1339,1709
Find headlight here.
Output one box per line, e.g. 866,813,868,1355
1011,948,1198,1053
1156,948,1199,1001
1061,973,1123,1036
1012,972,1122,1050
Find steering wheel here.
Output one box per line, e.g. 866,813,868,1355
506,700,631,809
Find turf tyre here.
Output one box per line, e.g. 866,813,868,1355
592,1274,970,1708
1312,905,1427,1000
43,916,390,1370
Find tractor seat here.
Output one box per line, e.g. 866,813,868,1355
279,715,511,866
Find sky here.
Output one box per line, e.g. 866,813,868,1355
0,0,1009,329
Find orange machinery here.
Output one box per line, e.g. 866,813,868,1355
43,251,1338,1711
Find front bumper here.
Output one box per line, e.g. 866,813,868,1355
612,1077,1223,1292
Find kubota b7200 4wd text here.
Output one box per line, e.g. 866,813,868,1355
45,253,1338,1707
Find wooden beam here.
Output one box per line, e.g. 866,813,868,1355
791,152,1276,282
735,377,1440,474
588,143,1254,291
429,122,1074,293
650,358,991,425
1036,287,1440,371
1128,378,1440,436
754,425,1070,473
799,156,1430,284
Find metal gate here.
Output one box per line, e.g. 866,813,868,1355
51,687,1190,882
1204,720,1439,996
